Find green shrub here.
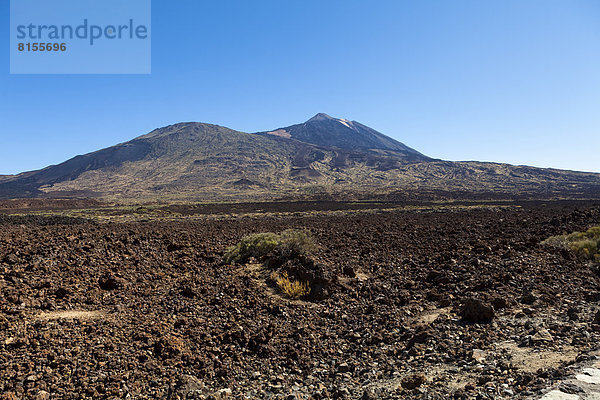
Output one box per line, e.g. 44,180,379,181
542,226,600,261
224,232,280,264
277,229,318,259
569,239,598,258
224,229,317,265
540,235,569,250
587,226,600,237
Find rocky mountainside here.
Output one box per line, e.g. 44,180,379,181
257,113,429,160
0,115,599,200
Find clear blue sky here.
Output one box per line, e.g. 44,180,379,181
1,0,599,174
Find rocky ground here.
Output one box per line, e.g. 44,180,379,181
538,348,600,399
0,200,599,399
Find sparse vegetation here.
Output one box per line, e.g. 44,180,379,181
272,271,311,299
542,226,600,261
223,232,280,264
224,229,316,264
224,229,319,299
276,229,318,259
2,200,599,397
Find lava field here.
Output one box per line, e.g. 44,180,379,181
0,200,599,399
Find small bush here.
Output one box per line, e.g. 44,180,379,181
224,229,317,265
540,235,569,250
542,226,600,261
272,271,311,299
225,230,321,299
224,232,280,264
277,229,318,259
569,239,598,258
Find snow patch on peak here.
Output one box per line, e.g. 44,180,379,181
337,119,353,129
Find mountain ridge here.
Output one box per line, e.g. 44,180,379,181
0,114,599,201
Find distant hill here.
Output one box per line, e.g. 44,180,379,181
0,114,599,201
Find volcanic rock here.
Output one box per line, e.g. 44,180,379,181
98,274,123,291
3,253,19,265
520,291,538,305
401,373,427,389
531,329,554,344
54,287,69,299
491,296,510,310
460,298,495,322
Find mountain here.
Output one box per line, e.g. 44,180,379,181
0,114,599,201
257,113,429,160
0,123,306,199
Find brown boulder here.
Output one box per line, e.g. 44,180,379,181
460,298,495,322
401,373,427,389
98,274,124,291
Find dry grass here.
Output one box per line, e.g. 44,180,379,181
272,271,311,299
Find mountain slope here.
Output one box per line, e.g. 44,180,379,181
0,115,599,201
0,123,311,198
257,113,429,160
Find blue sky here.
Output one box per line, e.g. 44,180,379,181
1,0,599,174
